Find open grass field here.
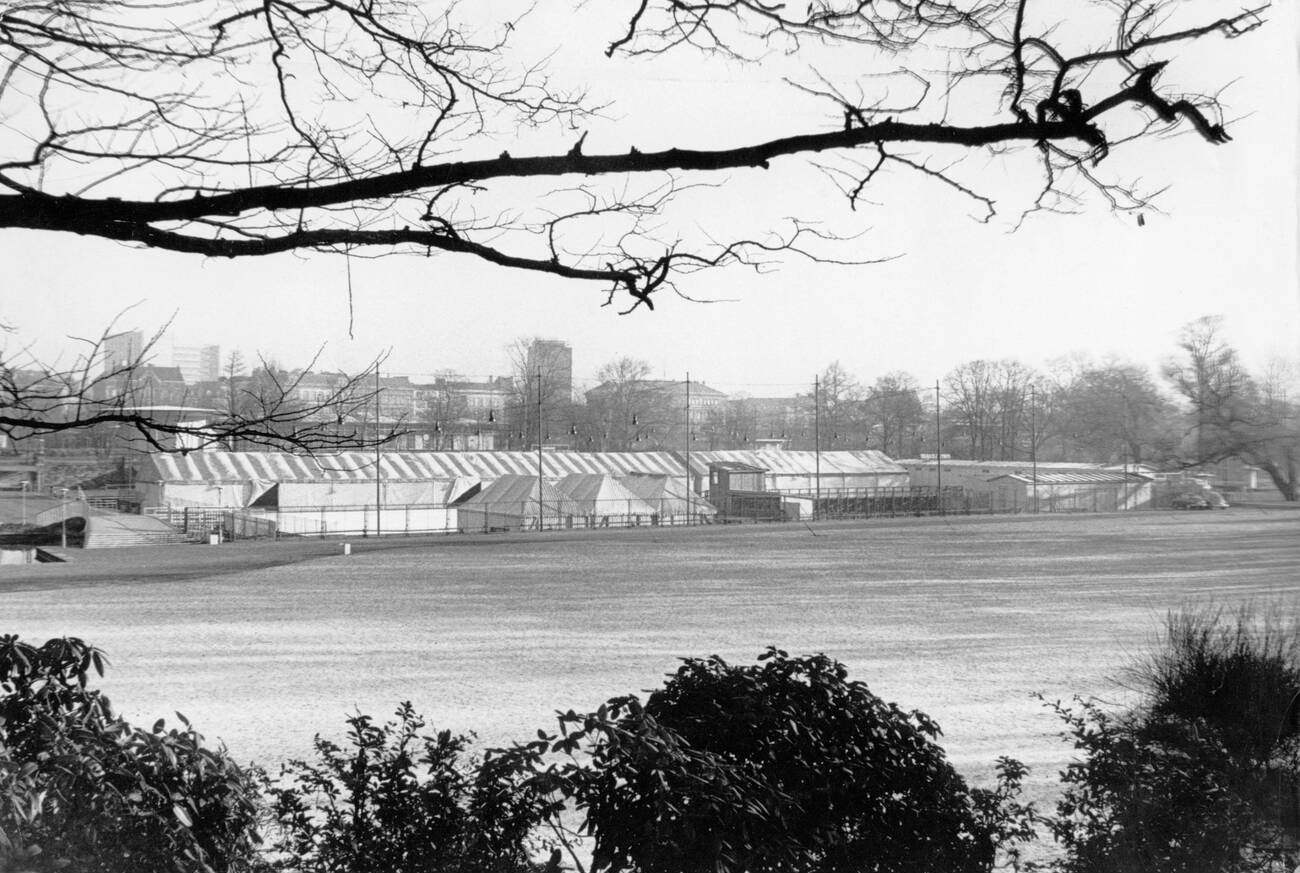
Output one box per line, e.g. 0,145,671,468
3,509,1299,804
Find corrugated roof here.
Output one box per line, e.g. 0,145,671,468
142,450,686,484
989,471,1154,485
683,450,906,477
896,458,1103,471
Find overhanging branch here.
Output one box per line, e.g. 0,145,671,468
0,117,1105,228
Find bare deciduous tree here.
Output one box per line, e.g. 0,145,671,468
0,1,1269,311
942,358,1038,460
504,337,577,448
1052,357,1178,465
863,372,926,458
586,357,655,451
812,361,864,447
1165,317,1299,500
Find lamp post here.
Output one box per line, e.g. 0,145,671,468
536,368,544,528
813,374,821,520
1030,384,1038,514
60,487,68,548
20,481,28,526
934,381,943,515
684,372,691,526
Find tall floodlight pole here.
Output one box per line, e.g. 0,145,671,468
1030,384,1038,514
935,381,943,515
684,372,691,526
1122,447,1128,511
536,369,544,528
814,375,821,520
375,367,382,537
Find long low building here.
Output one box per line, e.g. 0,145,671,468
988,470,1155,512
684,450,909,496
137,449,913,535
139,450,688,509
897,458,1108,491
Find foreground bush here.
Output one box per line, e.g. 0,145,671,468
553,648,1035,873
263,702,555,873
1131,603,1300,766
0,639,1042,872
0,635,261,873
1037,604,1300,873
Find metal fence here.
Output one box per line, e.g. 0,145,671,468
779,487,959,520
141,480,1220,543
146,497,714,540
781,484,1167,518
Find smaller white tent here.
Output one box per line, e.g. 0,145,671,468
555,474,659,527
619,473,717,523
455,475,580,532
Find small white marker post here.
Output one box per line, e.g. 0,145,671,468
342,543,352,556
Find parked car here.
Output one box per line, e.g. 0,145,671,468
1170,493,1212,510
1203,490,1230,509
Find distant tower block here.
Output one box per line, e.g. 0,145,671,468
526,339,573,401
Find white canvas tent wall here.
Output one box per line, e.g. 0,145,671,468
455,475,581,532
140,451,686,509
555,474,659,527
619,473,717,522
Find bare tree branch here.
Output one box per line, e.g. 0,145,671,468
0,318,399,454
0,0,1273,310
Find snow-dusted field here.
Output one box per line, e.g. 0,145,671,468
4,510,1298,803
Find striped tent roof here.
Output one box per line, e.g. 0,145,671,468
142,450,685,484
682,450,906,478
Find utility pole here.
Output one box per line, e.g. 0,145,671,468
934,381,943,515
684,372,691,526
375,367,382,537
1122,447,1128,511
536,368,544,529
1030,384,1038,514
814,374,821,520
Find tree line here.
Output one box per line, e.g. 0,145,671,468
571,317,1296,500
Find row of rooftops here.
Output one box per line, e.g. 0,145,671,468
139,449,1173,488
141,449,909,484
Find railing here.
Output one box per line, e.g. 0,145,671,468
146,497,714,539
140,482,1199,545
780,484,1166,517
781,486,959,519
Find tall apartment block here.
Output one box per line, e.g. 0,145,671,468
172,344,221,383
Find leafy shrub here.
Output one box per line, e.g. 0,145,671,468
1129,603,1300,765
1037,697,1296,873
1038,604,1300,873
0,635,261,873
263,702,558,873
554,647,1034,873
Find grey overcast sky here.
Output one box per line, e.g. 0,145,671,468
3,1,1297,394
